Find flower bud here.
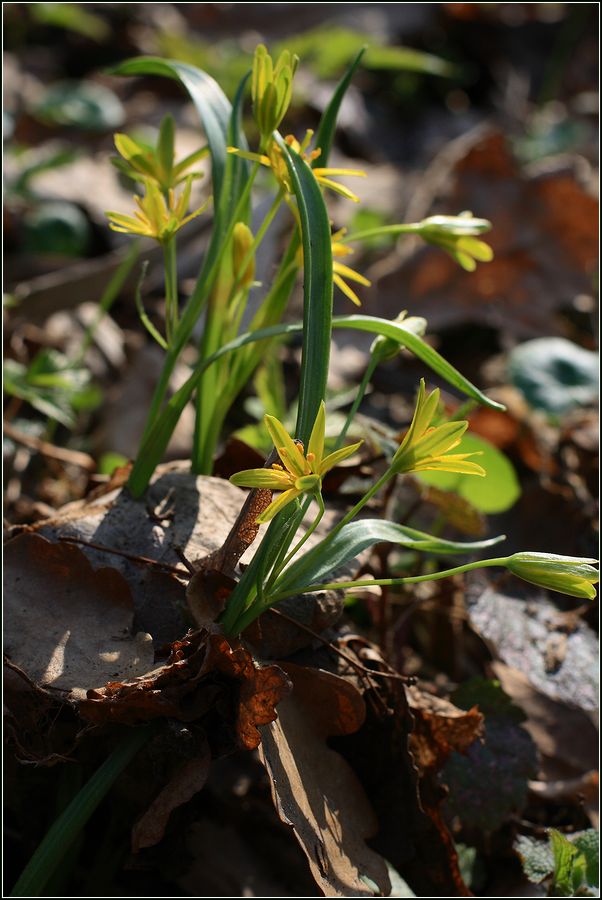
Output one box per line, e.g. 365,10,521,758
232,222,255,288
505,552,599,599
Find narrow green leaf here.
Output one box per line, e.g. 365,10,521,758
157,113,175,179
313,47,365,165
274,519,507,595
273,132,332,445
127,313,503,496
334,315,506,411
10,727,152,897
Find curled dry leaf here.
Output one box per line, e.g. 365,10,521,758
407,685,484,773
132,729,211,853
258,662,389,897
79,629,291,751
4,532,154,699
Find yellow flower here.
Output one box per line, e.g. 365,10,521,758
331,228,371,306
230,402,362,522
418,213,493,272
392,379,486,476
228,131,366,203
106,175,208,243
295,227,370,306
505,552,598,600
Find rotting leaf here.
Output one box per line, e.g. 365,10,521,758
327,658,472,895
79,628,291,752
4,532,154,698
441,685,539,834
132,729,211,852
258,662,389,897
465,571,598,711
407,686,484,773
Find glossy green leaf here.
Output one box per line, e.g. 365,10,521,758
274,519,506,596
416,433,520,513
313,47,365,165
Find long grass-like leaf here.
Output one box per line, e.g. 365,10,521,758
274,519,507,595
273,133,332,445
10,727,152,897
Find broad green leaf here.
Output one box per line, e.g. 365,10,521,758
508,337,598,417
417,433,520,514
274,519,506,595
273,133,333,446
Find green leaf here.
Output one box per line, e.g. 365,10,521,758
274,519,506,596
508,337,598,417
273,132,333,446
573,831,599,889
313,46,365,166
157,114,175,179
416,433,520,513
30,3,111,41
127,314,503,496
363,44,457,77
515,835,555,884
550,830,583,896
109,57,231,204
33,81,124,131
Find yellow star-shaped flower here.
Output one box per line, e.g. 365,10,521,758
392,379,486,476
228,131,366,203
230,402,362,522
106,175,208,244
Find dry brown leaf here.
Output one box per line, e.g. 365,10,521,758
4,533,154,698
79,629,292,752
376,130,598,338
259,663,388,897
132,730,211,852
408,685,484,772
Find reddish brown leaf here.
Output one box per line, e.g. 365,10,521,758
79,629,291,751
132,731,211,852
407,686,484,773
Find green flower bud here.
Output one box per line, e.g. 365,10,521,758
505,552,599,600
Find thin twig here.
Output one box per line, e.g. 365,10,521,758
58,536,189,577
3,421,96,471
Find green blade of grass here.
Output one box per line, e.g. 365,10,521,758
272,132,333,445
314,46,365,165
10,726,153,898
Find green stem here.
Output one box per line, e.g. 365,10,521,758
270,557,511,603
272,493,325,579
340,223,419,245
193,187,286,474
163,237,178,344
10,726,153,898
334,351,379,451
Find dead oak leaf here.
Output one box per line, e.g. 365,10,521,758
79,629,291,751
4,533,153,699
132,729,211,853
407,685,484,773
258,663,389,897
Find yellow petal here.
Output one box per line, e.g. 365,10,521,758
307,402,325,471
333,273,362,307
256,487,302,523
320,440,363,474
230,468,292,489
264,415,307,477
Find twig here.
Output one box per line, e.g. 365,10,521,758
58,536,189,577
3,421,96,471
